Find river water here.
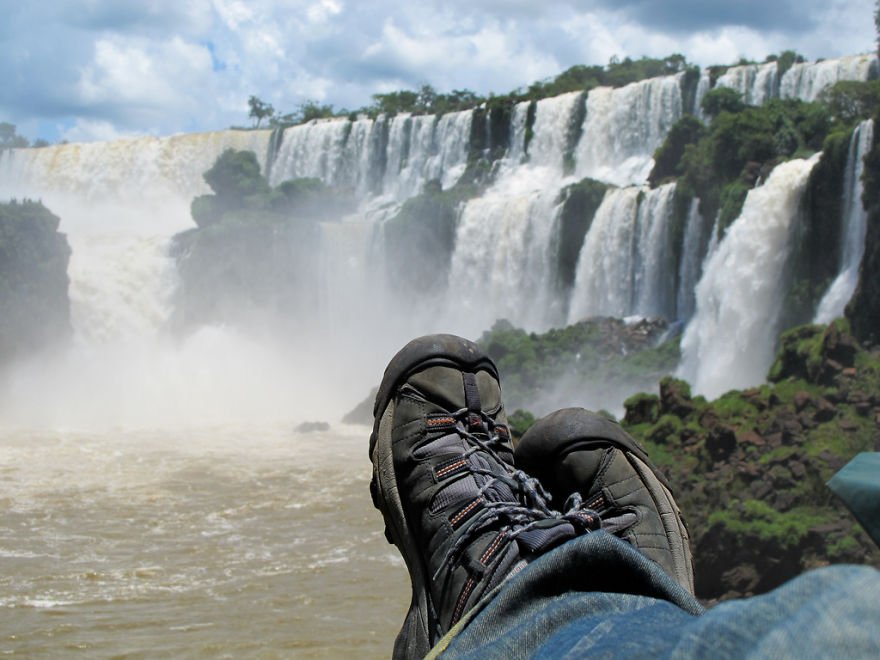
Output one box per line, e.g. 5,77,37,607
0,423,408,657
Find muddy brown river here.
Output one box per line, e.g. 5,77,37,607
0,424,408,657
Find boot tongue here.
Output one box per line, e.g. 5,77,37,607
558,451,606,498
408,366,502,413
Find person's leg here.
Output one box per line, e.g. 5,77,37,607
437,406,880,658
440,552,880,658
515,407,695,593
369,335,605,658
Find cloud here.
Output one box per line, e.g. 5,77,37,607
0,0,875,143
75,36,215,128
583,0,815,33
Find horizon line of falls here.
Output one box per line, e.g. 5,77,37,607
1,53,877,428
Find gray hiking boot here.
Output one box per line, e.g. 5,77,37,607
515,408,695,594
370,336,600,658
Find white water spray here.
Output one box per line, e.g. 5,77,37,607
567,183,677,321
715,61,778,106
446,93,584,334
679,156,821,398
574,74,683,186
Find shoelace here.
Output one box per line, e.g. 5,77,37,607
433,409,601,581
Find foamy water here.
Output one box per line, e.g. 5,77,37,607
0,424,408,657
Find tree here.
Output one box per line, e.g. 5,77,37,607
416,84,437,111
819,80,880,124
203,149,271,203
0,122,29,150
247,95,275,128
700,87,746,119
297,100,335,123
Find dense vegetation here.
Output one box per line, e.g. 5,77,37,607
244,54,702,129
0,200,70,362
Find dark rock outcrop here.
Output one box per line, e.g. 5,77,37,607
623,320,880,601
0,200,71,363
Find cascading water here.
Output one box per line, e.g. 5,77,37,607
573,74,684,185
5,54,880,657
505,101,532,167
675,199,711,322
446,92,583,334
0,129,357,429
814,119,875,323
269,110,473,203
2,52,878,430
692,70,712,119
715,61,778,106
567,183,677,321
678,156,821,398
781,54,879,102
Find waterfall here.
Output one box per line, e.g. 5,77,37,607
0,129,275,342
505,101,532,166
446,93,583,334
527,91,583,168
0,129,380,429
679,156,821,398
269,110,472,201
814,119,875,322
392,111,473,199
675,199,710,322
573,73,684,186
0,130,272,234
5,54,877,426
715,61,779,105
780,54,879,102
567,183,677,321
692,70,712,119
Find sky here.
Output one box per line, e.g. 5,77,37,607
1,0,876,144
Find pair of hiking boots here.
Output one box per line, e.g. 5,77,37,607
369,334,694,658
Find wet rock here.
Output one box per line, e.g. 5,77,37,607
750,480,773,500
815,398,838,422
821,321,858,367
706,424,736,460
659,377,694,418
295,421,331,433
793,391,813,411
839,417,858,432
624,393,660,425
737,430,765,447
341,387,378,425
855,401,872,416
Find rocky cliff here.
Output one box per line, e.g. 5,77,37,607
0,200,71,363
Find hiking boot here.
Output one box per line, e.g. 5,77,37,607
370,335,599,658
515,408,695,594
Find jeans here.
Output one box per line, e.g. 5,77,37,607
434,531,880,658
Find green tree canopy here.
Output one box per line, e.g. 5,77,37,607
248,95,275,128
0,122,29,150
701,87,746,119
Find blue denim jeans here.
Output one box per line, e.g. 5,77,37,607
434,531,880,658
